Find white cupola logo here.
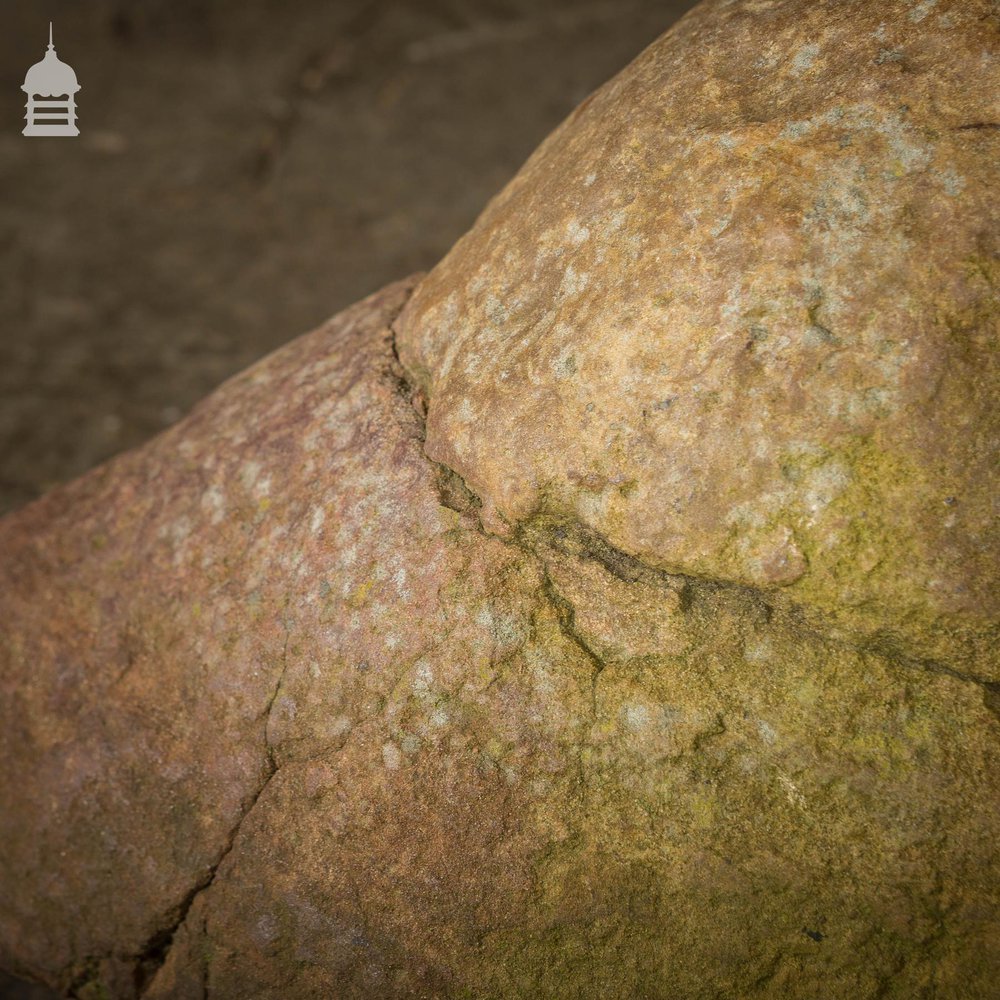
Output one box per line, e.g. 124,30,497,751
22,23,80,137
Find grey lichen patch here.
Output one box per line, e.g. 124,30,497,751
790,42,821,75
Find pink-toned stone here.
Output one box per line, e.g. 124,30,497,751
1,2,998,998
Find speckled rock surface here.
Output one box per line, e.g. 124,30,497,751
396,0,1000,668
1,1,999,998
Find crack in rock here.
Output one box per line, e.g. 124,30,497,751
78,286,999,996
124,616,297,995
132,760,279,998
386,316,1000,722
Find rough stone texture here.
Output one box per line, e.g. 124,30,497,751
0,1,998,999
396,0,1000,670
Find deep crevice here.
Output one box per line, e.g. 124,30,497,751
385,316,1000,719
118,291,424,995
130,760,278,998
128,612,294,995
984,683,1000,722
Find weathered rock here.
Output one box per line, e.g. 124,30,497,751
0,1,998,998
397,0,1000,668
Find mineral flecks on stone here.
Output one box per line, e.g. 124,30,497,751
1,1,998,998
397,0,1000,668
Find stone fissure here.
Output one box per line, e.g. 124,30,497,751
131,757,279,999
126,612,294,996
105,302,424,997
261,611,294,763
386,318,1000,721
539,568,605,716
80,284,996,995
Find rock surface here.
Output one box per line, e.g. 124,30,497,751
397,0,1000,668
1,1,998,998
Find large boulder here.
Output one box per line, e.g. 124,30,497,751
1,1,997,998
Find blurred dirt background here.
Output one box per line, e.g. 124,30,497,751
0,0,692,520
0,0,691,992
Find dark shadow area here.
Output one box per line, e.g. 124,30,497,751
0,971,58,1000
